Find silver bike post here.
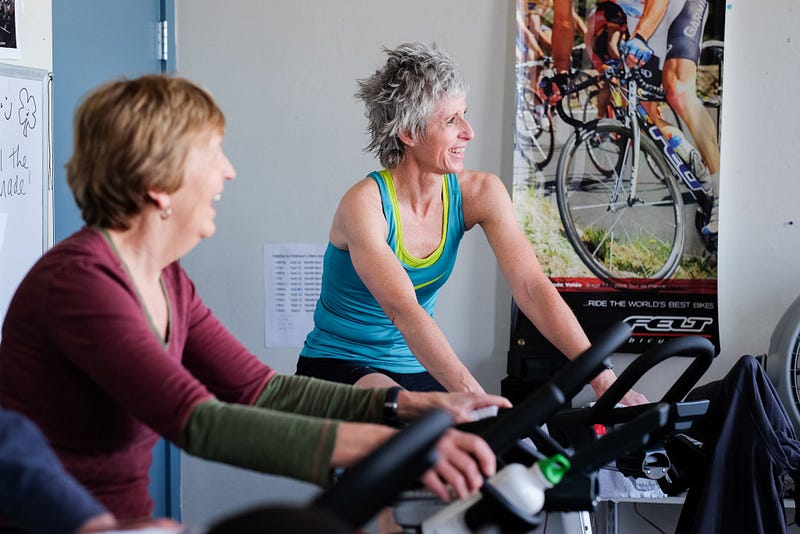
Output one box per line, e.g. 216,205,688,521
627,74,642,202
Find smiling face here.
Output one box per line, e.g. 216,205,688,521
407,94,474,175
168,129,236,243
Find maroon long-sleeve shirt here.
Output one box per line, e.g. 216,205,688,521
0,227,274,519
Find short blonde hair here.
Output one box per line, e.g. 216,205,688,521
66,74,225,229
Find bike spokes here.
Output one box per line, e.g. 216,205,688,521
556,125,685,284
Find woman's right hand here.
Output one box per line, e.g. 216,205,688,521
591,368,649,406
420,429,496,502
333,423,495,502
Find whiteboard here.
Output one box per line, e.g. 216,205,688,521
0,64,52,327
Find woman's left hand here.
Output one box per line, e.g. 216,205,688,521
398,391,512,424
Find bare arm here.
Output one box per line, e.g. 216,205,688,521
517,8,545,57
572,8,588,36
584,12,600,70
551,0,575,72
529,12,552,49
609,30,623,58
461,172,591,359
460,171,646,404
632,0,669,40
331,179,484,393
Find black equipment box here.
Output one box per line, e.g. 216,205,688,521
503,301,569,404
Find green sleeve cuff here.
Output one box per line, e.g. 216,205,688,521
256,374,385,423
183,399,338,486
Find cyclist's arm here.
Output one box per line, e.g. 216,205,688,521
583,13,603,71
572,8,588,36
609,30,623,59
461,171,591,361
530,12,552,49
517,9,546,57
461,170,648,406
631,0,669,41
551,0,575,72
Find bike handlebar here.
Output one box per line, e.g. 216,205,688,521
479,322,631,455
312,408,453,528
589,335,716,415
568,402,671,475
547,64,667,129
595,63,667,100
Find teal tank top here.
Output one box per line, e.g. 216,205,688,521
300,170,465,373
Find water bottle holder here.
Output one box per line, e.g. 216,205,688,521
463,482,546,531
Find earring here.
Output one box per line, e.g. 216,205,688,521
160,206,173,220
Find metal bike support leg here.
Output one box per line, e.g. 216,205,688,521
603,501,618,534
560,510,595,534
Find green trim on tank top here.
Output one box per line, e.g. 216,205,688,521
378,169,450,272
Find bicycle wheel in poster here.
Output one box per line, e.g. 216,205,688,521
582,88,600,123
515,87,555,170
555,123,685,285
565,69,594,121
583,117,625,176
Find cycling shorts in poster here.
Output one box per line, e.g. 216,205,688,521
513,0,724,352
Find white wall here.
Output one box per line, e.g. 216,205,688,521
171,0,800,528
0,0,51,70
715,0,800,378
2,0,788,530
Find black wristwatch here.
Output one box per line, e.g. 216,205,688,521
383,386,403,427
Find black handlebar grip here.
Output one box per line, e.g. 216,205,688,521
480,322,632,455
312,408,453,528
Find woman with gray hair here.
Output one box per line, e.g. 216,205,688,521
297,42,645,405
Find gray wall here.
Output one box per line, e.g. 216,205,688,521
173,0,800,529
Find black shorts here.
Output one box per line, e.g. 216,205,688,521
666,0,709,63
296,356,446,392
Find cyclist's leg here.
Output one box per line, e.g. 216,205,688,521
663,0,718,175
597,82,611,119
663,58,719,175
641,101,674,132
662,0,719,237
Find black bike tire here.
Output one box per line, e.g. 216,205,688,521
555,123,685,285
515,87,555,170
566,70,594,121
582,88,600,124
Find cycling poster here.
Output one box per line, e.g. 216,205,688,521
512,0,724,351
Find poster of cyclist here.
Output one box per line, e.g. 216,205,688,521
513,0,724,351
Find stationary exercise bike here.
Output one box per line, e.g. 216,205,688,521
329,322,714,533
207,322,715,533
403,327,715,534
